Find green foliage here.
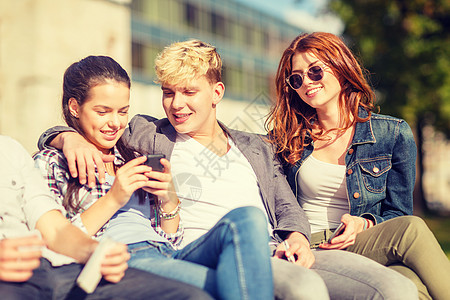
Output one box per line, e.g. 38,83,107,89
330,0,450,135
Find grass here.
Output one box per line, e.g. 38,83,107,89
422,214,450,259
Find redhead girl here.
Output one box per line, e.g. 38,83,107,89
267,32,450,300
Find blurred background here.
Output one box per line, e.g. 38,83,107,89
0,0,448,255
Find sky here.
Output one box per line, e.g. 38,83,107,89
234,0,344,34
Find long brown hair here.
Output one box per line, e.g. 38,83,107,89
266,32,376,165
61,56,132,212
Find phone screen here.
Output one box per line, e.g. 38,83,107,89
145,154,165,172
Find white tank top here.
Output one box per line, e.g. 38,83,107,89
297,155,350,233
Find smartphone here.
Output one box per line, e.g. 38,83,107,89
327,222,345,243
145,154,165,172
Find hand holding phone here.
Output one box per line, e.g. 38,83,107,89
327,222,345,243
77,237,116,293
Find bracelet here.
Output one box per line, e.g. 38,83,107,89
362,218,368,230
159,200,181,220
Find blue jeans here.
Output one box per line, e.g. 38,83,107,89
128,206,273,300
0,258,213,300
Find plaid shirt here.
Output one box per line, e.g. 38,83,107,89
33,147,183,246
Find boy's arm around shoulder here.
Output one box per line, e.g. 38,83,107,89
37,126,78,151
122,114,163,152
37,114,159,151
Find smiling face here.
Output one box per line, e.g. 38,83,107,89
69,81,130,154
291,51,341,114
161,75,224,140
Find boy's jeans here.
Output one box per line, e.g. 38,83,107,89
128,206,274,300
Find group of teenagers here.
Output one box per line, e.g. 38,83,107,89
1,32,449,300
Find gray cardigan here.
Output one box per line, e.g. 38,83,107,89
38,114,311,243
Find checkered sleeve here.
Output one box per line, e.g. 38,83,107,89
33,149,92,235
33,149,70,208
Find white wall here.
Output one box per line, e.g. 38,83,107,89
0,0,131,153
0,0,269,155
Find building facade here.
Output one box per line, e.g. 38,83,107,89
128,0,306,134
130,0,303,100
0,0,131,152
0,0,306,152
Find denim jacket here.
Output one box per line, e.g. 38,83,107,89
284,108,417,225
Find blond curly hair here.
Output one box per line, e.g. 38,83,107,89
155,39,222,86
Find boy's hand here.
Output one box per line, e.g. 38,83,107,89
274,232,315,268
143,158,178,209
56,132,114,187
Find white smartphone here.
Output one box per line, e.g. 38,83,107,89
76,237,116,293
14,231,44,252
327,223,345,243
282,240,296,263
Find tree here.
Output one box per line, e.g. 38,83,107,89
329,0,450,214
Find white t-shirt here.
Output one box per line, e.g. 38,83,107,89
297,155,350,233
170,133,270,247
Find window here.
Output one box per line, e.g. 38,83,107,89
184,2,197,28
132,42,144,70
131,0,143,13
211,11,227,37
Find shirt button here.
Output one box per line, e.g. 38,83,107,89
11,180,16,186
347,169,353,175
348,149,354,155
353,192,360,199
373,166,380,173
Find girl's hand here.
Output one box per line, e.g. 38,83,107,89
108,156,153,207
319,214,366,250
143,159,180,234
142,158,179,209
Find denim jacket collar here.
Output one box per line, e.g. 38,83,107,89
351,107,376,146
295,107,374,162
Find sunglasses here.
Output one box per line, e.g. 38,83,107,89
286,65,324,90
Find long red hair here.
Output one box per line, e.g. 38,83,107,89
266,32,376,165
